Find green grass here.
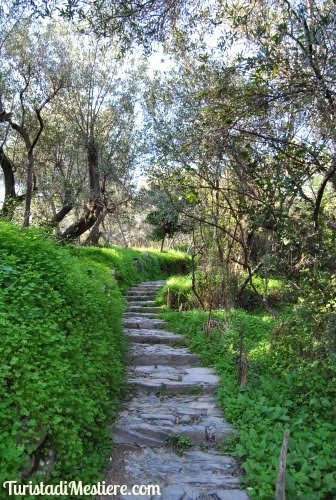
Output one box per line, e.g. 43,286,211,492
161,306,336,499
0,221,190,495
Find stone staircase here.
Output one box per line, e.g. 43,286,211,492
100,281,249,500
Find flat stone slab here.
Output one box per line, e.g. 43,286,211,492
125,329,185,345
123,318,167,329
128,282,165,291
99,446,248,500
128,343,200,366
127,300,157,307
123,312,161,319
128,306,164,314
127,366,219,394
113,394,233,446
139,280,166,285
118,394,225,419
125,295,157,301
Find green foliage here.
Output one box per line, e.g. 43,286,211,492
155,275,193,308
146,209,178,241
238,274,296,311
0,221,126,487
143,188,192,248
162,307,336,498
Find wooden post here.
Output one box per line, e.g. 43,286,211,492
239,348,248,387
177,289,181,309
275,429,290,500
238,323,246,385
167,288,172,309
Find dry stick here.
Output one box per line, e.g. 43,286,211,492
275,429,290,500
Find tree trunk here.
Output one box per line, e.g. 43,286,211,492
61,137,103,241
46,188,74,229
0,147,19,218
61,198,104,241
160,233,166,252
23,151,34,227
84,209,109,245
49,201,74,227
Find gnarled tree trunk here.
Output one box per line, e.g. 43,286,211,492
0,147,25,219
61,137,104,241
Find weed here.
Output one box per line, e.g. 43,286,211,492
170,339,189,348
166,434,192,454
188,385,204,395
219,434,240,453
155,384,167,397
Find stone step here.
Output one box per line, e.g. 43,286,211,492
127,300,157,307
128,343,200,366
127,288,161,293
123,317,167,330
105,446,248,500
128,306,163,314
113,394,233,447
138,280,166,286
123,311,161,319
125,328,186,345
128,282,165,291
127,365,219,395
125,294,157,301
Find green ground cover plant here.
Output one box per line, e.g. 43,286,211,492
0,222,126,490
161,300,336,499
0,221,189,496
155,275,193,307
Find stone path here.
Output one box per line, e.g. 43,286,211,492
100,281,249,500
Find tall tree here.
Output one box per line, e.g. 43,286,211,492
59,41,138,240
0,19,71,225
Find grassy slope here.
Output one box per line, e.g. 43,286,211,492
159,277,336,499
0,221,189,495
68,245,190,292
